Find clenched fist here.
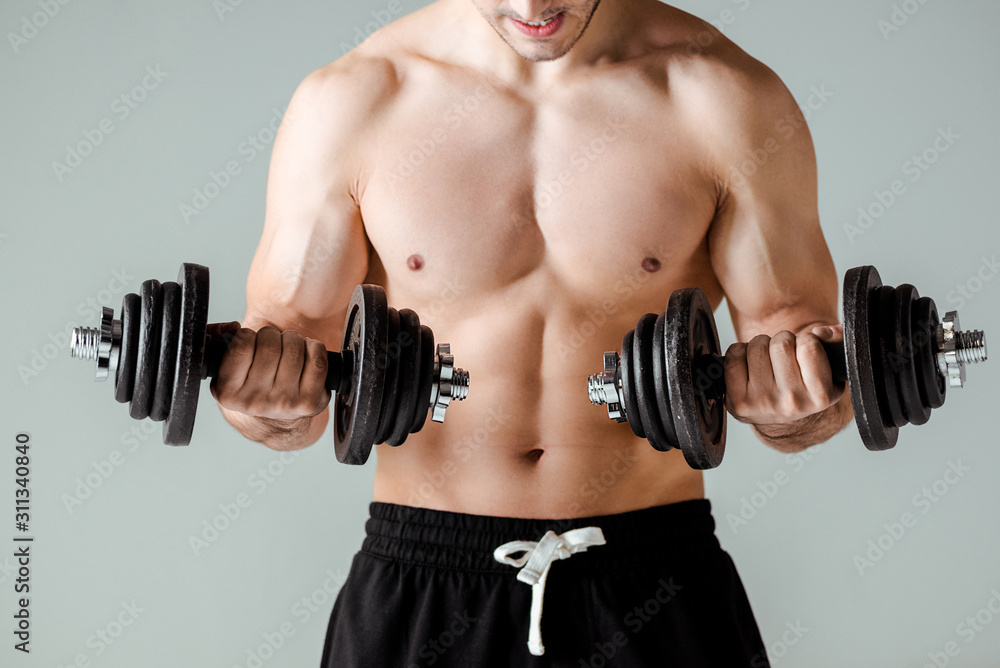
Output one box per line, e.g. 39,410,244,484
724,325,846,426
206,322,331,421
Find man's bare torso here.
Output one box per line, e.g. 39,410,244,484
240,0,837,518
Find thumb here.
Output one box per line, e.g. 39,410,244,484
811,324,843,342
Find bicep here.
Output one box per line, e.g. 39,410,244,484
244,68,372,348
704,62,838,339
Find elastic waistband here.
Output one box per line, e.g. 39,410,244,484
361,499,719,573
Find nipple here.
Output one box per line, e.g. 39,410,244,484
641,257,661,273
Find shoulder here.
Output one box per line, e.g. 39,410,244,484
283,5,446,144
289,1,446,115
286,53,401,135
635,6,801,139
642,9,812,192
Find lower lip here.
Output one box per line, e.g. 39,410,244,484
509,12,565,38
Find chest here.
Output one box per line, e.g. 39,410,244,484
358,68,719,297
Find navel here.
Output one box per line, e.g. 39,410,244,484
407,254,424,271
523,448,544,464
641,257,661,273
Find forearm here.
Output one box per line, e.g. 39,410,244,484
219,405,330,451
752,392,853,453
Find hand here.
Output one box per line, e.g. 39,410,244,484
723,325,845,426
207,322,331,421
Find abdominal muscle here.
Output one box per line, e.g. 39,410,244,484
369,261,708,520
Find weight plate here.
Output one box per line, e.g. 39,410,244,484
129,280,163,421
894,284,930,426
634,313,672,451
333,284,387,464
914,296,946,410
164,264,210,446
114,293,141,404
387,309,421,447
844,266,898,450
878,286,908,429
665,287,726,470
151,281,181,422
651,313,678,451
410,325,435,434
619,330,645,439
373,308,402,445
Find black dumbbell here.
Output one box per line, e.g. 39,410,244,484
588,266,987,469
70,263,470,465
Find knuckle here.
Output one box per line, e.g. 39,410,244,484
281,335,306,363
229,328,256,351
281,329,304,345
798,332,823,350
771,337,796,356
726,389,752,418
254,337,282,361
814,386,836,407
309,348,329,376
224,392,254,414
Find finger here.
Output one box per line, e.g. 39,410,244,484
810,324,844,343
274,329,307,401
248,325,283,393
212,327,256,398
723,341,749,417
797,332,845,406
206,321,241,339
768,331,802,395
300,338,332,413
745,334,774,394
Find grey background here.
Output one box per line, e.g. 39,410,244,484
1,0,997,666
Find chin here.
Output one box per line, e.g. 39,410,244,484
506,36,575,62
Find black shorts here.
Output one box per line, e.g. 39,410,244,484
321,500,769,667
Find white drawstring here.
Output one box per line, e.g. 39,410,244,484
493,527,607,656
